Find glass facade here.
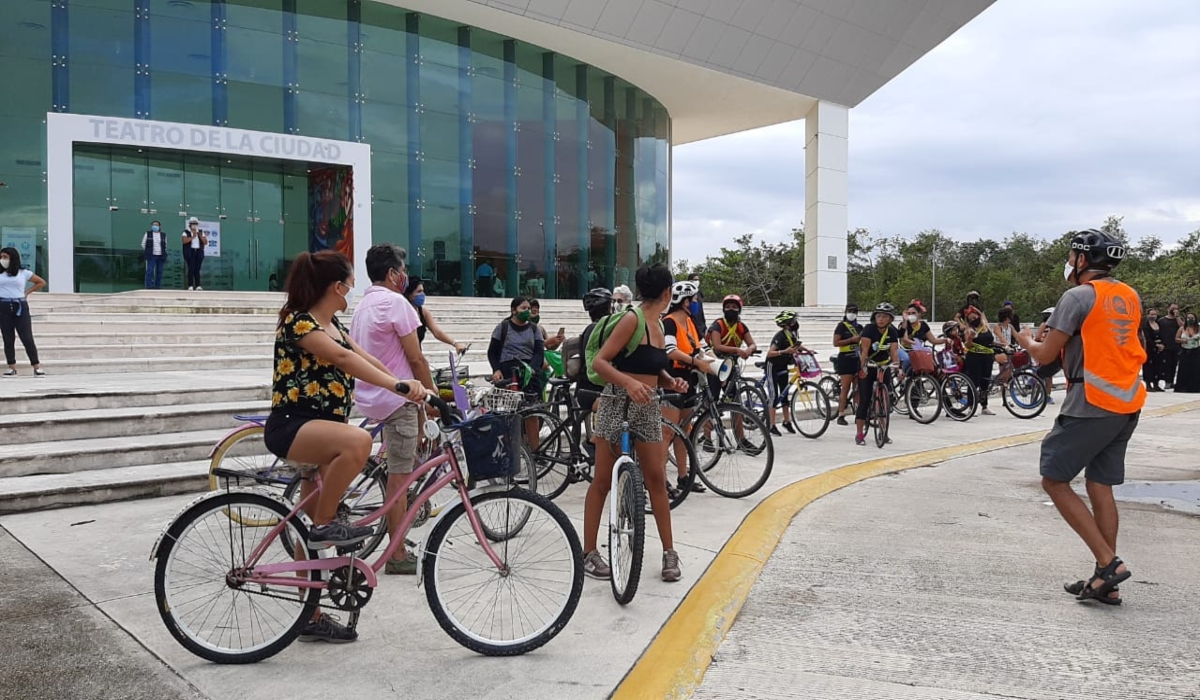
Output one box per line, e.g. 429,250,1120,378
0,0,671,296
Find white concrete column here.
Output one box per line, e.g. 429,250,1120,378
803,101,848,308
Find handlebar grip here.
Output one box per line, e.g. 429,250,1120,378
425,394,461,422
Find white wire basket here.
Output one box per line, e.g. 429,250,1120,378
477,387,524,414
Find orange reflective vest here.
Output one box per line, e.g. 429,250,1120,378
1073,279,1147,414
670,314,701,370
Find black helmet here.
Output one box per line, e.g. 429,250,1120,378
1070,229,1126,270
874,302,896,318
582,287,613,314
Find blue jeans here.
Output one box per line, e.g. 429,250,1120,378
145,256,165,289
898,347,911,373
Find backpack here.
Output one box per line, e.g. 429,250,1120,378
585,308,648,386
563,323,592,383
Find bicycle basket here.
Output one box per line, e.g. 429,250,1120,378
434,364,469,387
795,353,821,378
1011,350,1030,369
479,387,524,414
458,412,520,482
908,349,936,375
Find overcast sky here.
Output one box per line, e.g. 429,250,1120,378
671,0,1200,263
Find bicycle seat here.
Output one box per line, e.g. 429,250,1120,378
548,377,573,386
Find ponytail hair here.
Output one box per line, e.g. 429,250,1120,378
279,250,353,326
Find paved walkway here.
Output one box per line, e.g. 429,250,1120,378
695,408,1200,700
2,391,1196,699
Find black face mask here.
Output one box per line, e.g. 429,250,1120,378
969,318,981,327
723,309,739,323
789,323,799,333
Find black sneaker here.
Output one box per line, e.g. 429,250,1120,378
782,422,796,434
298,613,357,644
309,521,374,547
697,436,716,453
769,426,782,437
689,478,707,493
836,416,849,426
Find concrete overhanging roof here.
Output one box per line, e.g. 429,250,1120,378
376,0,996,144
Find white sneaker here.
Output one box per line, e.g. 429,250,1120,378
196,286,203,290
187,286,194,291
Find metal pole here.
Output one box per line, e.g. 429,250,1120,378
931,252,937,323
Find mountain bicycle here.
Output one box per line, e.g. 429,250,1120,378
151,394,583,663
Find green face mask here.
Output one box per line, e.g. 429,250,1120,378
516,309,532,322
529,314,541,325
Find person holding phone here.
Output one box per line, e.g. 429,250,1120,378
765,310,803,436
181,216,208,290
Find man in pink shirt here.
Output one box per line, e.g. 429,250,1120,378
350,244,435,575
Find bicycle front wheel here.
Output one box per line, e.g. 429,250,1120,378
423,489,583,655
610,459,646,605
691,403,774,498
905,374,942,424
872,381,890,448
1004,369,1048,419
153,492,319,664
651,418,698,514
941,373,978,422
479,444,537,542
789,381,832,439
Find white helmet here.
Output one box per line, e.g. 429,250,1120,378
671,280,699,306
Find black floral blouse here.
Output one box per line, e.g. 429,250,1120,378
271,311,354,420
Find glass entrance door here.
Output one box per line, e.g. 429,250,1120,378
252,169,285,292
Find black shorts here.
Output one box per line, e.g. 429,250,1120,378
835,353,860,376
1039,412,1140,485
264,411,338,461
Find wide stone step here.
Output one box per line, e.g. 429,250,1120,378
0,460,211,515
33,355,272,375
26,342,274,360
2,400,270,444
9,382,269,414
0,429,229,478
33,331,273,347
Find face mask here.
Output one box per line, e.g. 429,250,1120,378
723,309,739,323
905,314,918,323
516,310,531,322
413,293,426,307
689,300,701,314
340,284,356,309
845,313,857,322
530,314,541,325
0,258,8,270
969,318,981,327
151,225,160,232
789,323,799,333
1189,318,1198,326
1063,261,1076,282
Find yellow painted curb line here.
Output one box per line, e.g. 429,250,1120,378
611,399,1200,700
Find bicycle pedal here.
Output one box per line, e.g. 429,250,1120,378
335,542,365,556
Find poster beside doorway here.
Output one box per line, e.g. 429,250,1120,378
197,220,220,257
1,227,37,269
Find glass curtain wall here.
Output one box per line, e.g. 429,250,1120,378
0,0,670,297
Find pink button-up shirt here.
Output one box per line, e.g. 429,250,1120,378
349,285,421,421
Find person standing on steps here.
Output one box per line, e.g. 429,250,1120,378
350,244,437,577
0,247,46,377
141,220,168,289
1015,229,1144,605
181,217,208,290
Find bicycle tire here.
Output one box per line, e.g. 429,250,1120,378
477,444,537,542
521,409,575,500
153,492,319,664
905,374,942,424
650,418,698,514
423,488,584,655
281,457,389,559
890,377,911,417
789,381,832,439
817,375,840,408
735,380,770,424
941,373,979,422
690,403,774,498
872,380,890,448
208,424,288,492
1003,369,1048,419
610,459,645,605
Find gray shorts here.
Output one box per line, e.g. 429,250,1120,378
382,403,421,474
1039,412,1140,485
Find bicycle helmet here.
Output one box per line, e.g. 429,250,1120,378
873,302,896,318
582,287,613,314
1040,306,1055,319
670,280,699,306
942,320,961,335
774,310,797,327
722,294,743,309
1070,228,1126,269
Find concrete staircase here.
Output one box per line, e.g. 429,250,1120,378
0,290,842,514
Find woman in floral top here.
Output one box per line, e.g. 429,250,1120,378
265,251,428,642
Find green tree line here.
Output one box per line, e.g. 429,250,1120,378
675,217,1200,320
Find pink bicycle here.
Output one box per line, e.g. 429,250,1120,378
150,395,583,663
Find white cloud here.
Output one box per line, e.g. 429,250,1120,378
672,0,1200,261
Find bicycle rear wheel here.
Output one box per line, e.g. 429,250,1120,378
1004,369,1048,419
905,374,942,424
691,403,774,498
789,381,831,438
941,374,978,422
521,410,574,501
424,489,583,655
609,459,645,605
153,492,319,664
872,381,890,448
282,457,389,558
650,419,697,514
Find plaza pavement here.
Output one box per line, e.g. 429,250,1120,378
2,390,1197,700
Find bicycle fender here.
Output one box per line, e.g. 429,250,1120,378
208,424,262,459
414,483,517,583
149,487,304,561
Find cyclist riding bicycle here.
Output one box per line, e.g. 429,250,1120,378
855,302,904,446
765,310,805,436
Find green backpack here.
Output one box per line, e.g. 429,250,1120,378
584,307,649,386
